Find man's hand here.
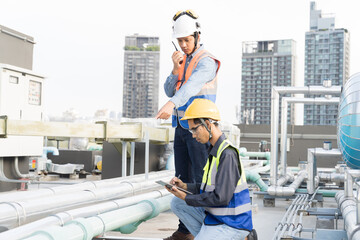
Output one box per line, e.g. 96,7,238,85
170,177,187,189
166,185,187,200
172,51,183,75
155,101,175,120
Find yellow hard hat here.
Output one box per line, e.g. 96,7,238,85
181,99,221,121
97,160,102,171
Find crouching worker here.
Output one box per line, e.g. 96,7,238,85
164,98,253,240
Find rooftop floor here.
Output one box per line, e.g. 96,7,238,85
102,192,342,240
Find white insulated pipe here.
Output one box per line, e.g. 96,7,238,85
0,171,174,229
318,172,345,184
0,170,174,203
276,172,294,186
306,148,341,194
0,189,171,240
268,170,307,196
270,86,341,187
280,97,340,176
22,195,173,240
336,191,360,240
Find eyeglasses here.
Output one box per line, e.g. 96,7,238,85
189,124,203,134
173,9,198,21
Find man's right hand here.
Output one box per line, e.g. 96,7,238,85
170,177,187,190
172,51,183,75
155,101,175,120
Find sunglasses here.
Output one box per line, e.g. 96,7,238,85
188,124,203,134
173,9,198,21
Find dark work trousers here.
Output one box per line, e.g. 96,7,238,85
174,126,210,234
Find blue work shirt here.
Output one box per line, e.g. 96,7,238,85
164,44,218,108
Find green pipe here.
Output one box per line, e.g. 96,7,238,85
296,188,339,197
245,170,268,192
23,195,173,240
240,151,270,165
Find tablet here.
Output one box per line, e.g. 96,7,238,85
156,180,193,195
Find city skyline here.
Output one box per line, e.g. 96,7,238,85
0,0,359,124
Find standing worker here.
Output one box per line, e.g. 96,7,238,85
165,98,253,240
155,9,220,240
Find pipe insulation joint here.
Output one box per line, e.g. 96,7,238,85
65,218,94,240
117,198,161,234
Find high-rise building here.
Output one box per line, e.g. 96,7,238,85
304,2,350,125
241,40,296,125
122,34,160,118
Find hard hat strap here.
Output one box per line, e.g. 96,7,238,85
189,32,199,55
200,118,212,140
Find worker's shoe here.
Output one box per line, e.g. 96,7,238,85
163,230,194,240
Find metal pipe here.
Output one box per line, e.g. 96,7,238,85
318,172,345,184
280,97,340,176
291,188,319,237
306,148,341,194
13,157,32,179
272,195,302,240
42,146,59,158
281,195,307,239
145,131,150,180
130,142,135,176
268,170,307,196
270,86,341,188
0,158,30,184
335,191,360,240
357,182,360,226
22,195,173,240
122,141,127,177
345,169,354,198
0,189,170,240
295,188,339,197
270,87,279,186
276,172,294,186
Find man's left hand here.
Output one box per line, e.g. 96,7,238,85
166,185,187,200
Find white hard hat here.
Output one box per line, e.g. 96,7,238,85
172,11,201,39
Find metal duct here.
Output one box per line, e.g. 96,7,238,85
270,85,341,186
280,97,339,176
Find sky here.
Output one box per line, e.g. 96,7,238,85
0,0,359,124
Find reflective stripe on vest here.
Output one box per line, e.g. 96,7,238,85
201,139,249,217
171,49,220,128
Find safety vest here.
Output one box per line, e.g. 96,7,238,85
200,139,253,231
172,49,220,128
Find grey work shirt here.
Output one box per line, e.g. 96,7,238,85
184,134,241,207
